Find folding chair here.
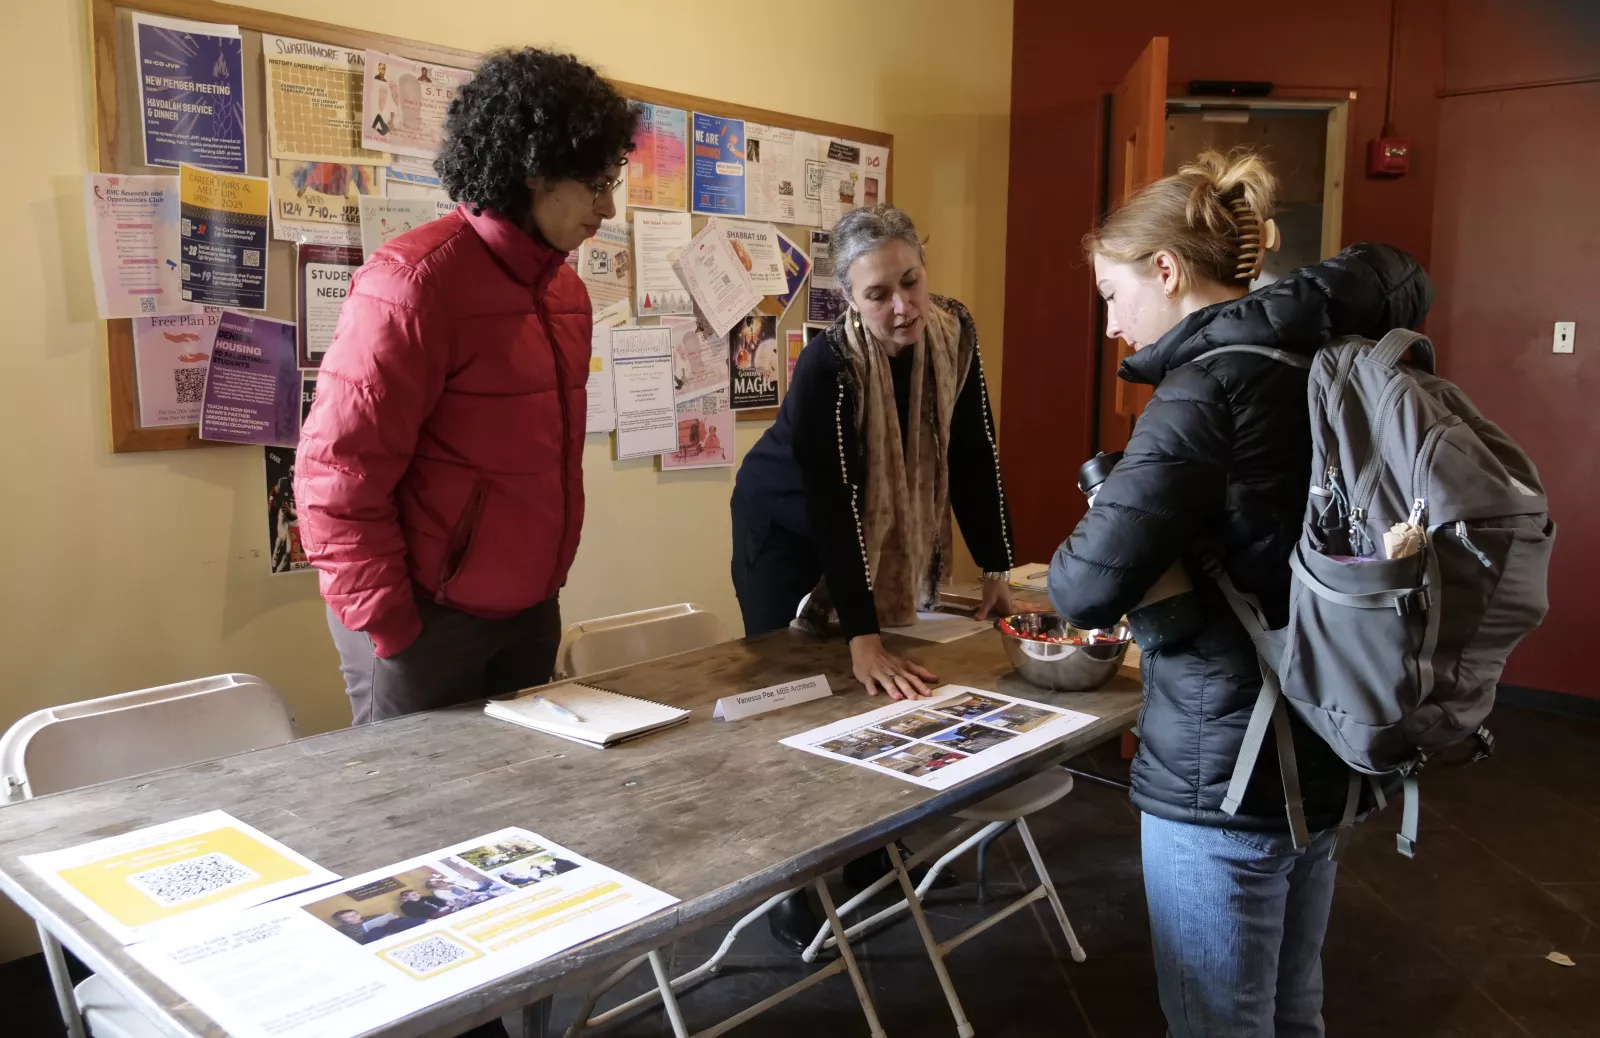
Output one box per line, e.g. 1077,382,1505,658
553,603,729,680
0,674,299,1038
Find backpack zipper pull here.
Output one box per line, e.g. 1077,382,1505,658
1455,520,1493,568
1408,498,1427,526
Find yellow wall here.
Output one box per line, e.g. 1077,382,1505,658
0,0,1012,960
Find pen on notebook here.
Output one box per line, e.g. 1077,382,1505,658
534,695,585,723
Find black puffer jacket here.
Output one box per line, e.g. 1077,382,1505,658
1050,243,1433,831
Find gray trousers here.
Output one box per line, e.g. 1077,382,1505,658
328,591,562,724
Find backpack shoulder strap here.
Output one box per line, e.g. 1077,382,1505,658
1203,344,1314,369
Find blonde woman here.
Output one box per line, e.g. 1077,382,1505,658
1050,150,1430,1036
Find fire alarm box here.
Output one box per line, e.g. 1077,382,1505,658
1368,137,1410,177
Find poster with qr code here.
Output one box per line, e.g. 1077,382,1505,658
179,163,270,310
132,307,223,427
21,810,337,945
127,827,677,1038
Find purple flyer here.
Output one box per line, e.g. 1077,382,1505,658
199,311,301,446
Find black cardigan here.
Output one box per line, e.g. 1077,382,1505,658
734,302,1014,637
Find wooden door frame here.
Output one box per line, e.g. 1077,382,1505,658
1164,94,1355,259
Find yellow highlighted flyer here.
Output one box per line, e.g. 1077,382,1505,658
125,826,677,1038
22,810,337,945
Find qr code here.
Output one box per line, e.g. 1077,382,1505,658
720,274,732,287
139,296,156,314
127,852,259,907
181,263,191,281
242,250,261,268
174,367,206,403
181,218,191,236
386,934,475,976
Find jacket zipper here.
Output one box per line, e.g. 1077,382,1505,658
532,294,573,600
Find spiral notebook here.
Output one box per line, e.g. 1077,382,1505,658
484,683,690,748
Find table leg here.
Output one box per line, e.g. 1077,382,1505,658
512,996,552,1038
889,842,974,1038
815,877,887,1038
647,948,690,1038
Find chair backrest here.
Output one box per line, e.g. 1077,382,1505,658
555,604,729,680
0,674,299,803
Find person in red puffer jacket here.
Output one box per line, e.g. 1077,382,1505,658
296,49,637,727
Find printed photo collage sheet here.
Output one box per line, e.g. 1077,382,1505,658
783,687,1098,791
23,813,676,1038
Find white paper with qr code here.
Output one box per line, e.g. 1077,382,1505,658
126,827,678,1038
20,810,338,945
781,685,1098,790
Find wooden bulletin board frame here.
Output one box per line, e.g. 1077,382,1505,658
92,0,894,452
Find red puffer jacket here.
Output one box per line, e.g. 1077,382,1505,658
296,206,589,658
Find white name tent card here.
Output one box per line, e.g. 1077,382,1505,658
713,674,832,721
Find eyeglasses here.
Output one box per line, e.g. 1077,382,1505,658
585,159,629,204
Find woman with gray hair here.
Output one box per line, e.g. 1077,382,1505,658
733,204,1016,945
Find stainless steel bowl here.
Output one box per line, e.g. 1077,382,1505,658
998,612,1132,692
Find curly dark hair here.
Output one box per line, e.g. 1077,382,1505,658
437,48,637,224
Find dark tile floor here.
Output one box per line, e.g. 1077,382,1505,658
4,702,1597,1037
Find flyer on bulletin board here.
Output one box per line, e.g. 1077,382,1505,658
133,14,247,174
358,195,456,259
634,210,692,317
807,229,848,323
757,229,812,319
574,219,633,311
661,388,733,471
627,102,688,212
199,311,301,447
132,307,223,428
729,314,779,410
263,35,389,166
296,244,361,368
720,220,787,295
611,326,678,459
179,164,270,310
83,173,191,319
360,51,472,160
21,810,337,946
691,113,746,216
587,298,631,434
665,315,726,405
785,328,805,385
270,160,382,246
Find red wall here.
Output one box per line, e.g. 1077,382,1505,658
1429,0,1600,696
1000,0,1445,562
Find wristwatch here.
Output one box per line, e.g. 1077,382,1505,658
982,570,1011,583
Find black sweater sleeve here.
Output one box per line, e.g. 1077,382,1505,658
948,345,1016,574
790,346,881,638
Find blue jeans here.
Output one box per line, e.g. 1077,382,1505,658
1141,812,1339,1038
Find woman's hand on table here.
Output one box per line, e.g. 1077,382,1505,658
974,577,1015,621
849,634,938,700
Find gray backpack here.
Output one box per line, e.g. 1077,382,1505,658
1206,331,1554,856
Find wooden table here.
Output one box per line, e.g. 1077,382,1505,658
0,628,1141,1038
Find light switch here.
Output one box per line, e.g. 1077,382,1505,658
1554,321,1576,354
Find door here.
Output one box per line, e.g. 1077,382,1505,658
1095,37,1168,455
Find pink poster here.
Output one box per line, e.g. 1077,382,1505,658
626,102,688,212
133,308,223,428
785,329,805,387
661,388,733,470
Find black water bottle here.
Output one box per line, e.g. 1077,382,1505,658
1077,452,1206,651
